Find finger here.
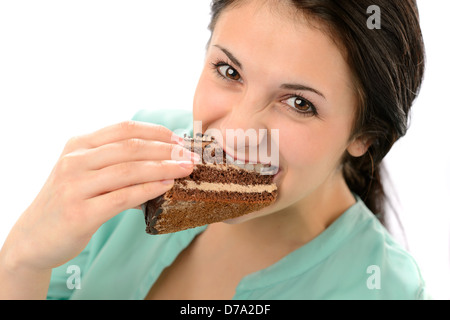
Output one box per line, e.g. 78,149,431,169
81,160,194,199
85,179,175,226
81,139,197,170
63,121,184,154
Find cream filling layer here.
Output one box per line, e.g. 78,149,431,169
178,180,277,193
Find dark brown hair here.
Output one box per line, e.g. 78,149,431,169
208,0,425,227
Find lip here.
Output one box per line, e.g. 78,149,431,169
204,133,281,176
218,140,272,165
224,149,269,165
273,167,282,182
222,148,281,176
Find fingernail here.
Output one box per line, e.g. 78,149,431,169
161,179,174,185
176,138,185,146
177,160,194,169
172,134,185,146
191,153,201,162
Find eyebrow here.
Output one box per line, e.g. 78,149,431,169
213,44,326,100
213,45,243,70
280,83,326,100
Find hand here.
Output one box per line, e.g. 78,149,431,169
0,120,197,273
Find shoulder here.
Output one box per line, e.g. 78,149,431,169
327,201,428,299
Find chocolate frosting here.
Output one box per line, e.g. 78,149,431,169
142,134,277,235
143,195,165,235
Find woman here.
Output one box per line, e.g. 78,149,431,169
0,0,427,299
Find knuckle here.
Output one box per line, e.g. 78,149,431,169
154,160,166,171
117,162,133,176
154,124,171,136
57,154,75,176
118,120,137,134
64,135,83,152
140,181,155,194
148,123,173,141
110,191,128,207
124,138,145,151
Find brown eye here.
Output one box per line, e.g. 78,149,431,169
218,65,241,81
286,97,312,112
282,96,319,117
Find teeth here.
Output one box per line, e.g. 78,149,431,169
222,152,278,174
254,163,263,173
233,162,246,169
260,165,279,176
244,163,255,171
225,153,235,165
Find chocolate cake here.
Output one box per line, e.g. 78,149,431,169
142,134,278,235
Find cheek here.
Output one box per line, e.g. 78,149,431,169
279,121,351,177
275,126,348,202
281,129,338,165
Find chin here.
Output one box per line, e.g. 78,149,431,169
222,216,250,225
222,168,285,225
222,206,275,225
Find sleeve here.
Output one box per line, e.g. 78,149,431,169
417,286,433,300
46,109,193,299
46,243,92,300
131,108,193,135
46,210,129,300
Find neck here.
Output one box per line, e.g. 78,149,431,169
206,171,356,251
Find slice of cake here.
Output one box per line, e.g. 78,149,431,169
142,134,278,235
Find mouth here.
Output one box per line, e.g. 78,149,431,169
222,149,280,177
188,132,281,177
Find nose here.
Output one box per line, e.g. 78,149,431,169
217,100,271,164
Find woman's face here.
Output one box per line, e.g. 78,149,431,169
193,0,361,222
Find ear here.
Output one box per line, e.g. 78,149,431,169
347,137,371,158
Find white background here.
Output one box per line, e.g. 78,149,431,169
0,1,448,299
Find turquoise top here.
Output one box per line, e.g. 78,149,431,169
47,109,428,300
